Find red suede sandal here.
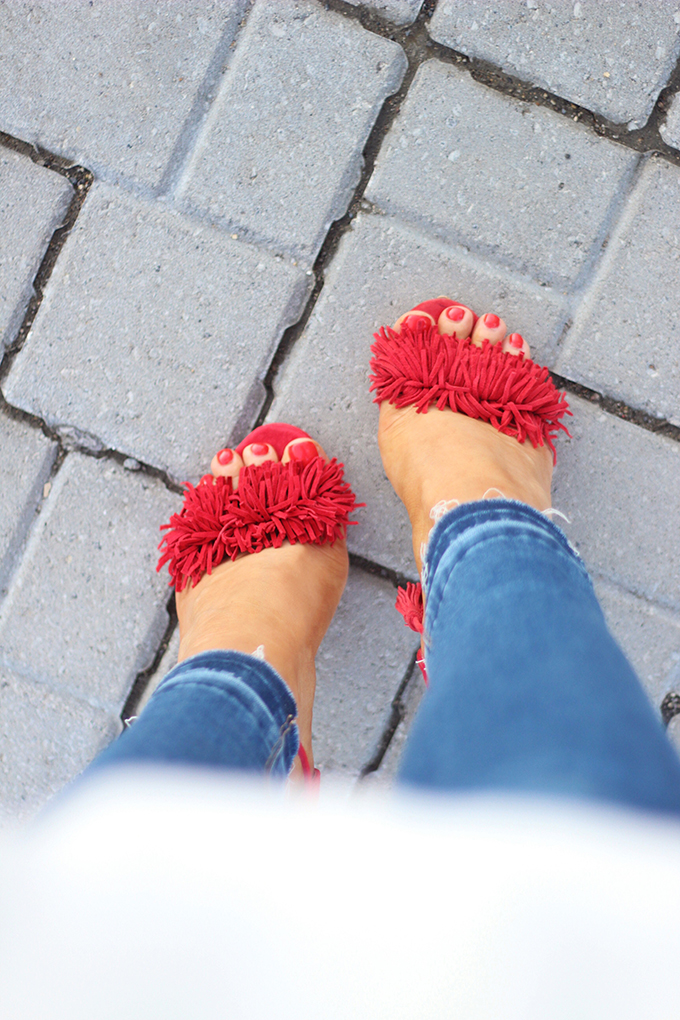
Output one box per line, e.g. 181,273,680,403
157,422,360,784
370,298,572,674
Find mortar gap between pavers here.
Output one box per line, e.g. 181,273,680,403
324,0,435,35
0,152,93,379
661,692,680,725
358,649,419,777
121,596,178,725
552,373,680,446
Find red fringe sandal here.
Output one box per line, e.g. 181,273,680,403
157,422,360,784
370,297,572,682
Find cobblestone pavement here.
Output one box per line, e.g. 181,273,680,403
1,0,680,819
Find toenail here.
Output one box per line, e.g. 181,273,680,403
250,443,269,456
484,313,500,329
445,306,465,322
200,474,213,486
508,333,524,349
217,448,234,465
404,313,430,329
288,440,318,464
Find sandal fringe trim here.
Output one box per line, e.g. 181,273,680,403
395,582,424,635
158,457,359,592
369,320,571,460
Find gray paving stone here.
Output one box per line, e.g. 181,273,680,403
593,578,680,710
0,665,120,822
3,182,312,483
0,147,71,355
429,0,680,127
365,60,639,289
660,91,680,149
313,566,419,777
177,0,406,265
0,452,177,712
270,211,568,576
552,396,680,613
0,411,58,601
0,1,246,189
344,0,423,26
556,158,680,427
668,713,680,755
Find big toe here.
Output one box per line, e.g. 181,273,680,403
281,436,328,465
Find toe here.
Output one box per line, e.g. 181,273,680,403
282,437,328,465
242,441,279,467
437,303,474,339
393,309,435,333
471,311,507,347
502,332,531,359
210,448,244,487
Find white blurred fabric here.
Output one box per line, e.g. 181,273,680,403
0,767,679,1019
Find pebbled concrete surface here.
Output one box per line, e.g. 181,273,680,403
0,410,58,601
1,0,680,812
429,0,680,127
365,61,639,289
556,158,680,426
178,0,406,265
3,182,312,483
660,91,680,148
0,148,72,356
0,1,247,188
0,453,176,713
0,664,120,823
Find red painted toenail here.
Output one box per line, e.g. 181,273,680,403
484,313,500,329
217,448,234,465
200,474,213,486
403,313,430,329
508,333,525,349
288,440,318,464
445,306,466,322
250,443,270,457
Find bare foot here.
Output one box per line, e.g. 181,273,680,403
175,435,349,774
378,298,554,574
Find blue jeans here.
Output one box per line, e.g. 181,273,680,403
91,501,680,815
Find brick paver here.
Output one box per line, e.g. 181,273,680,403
0,410,57,600
429,0,680,127
345,0,423,27
660,91,680,148
0,1,246,188
553,397,680,611
0,148,71,356
365,60,638,289
3,182,312,482
555,158,680,427
178,0,406,266
0,665,120,821
0,453,176,711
